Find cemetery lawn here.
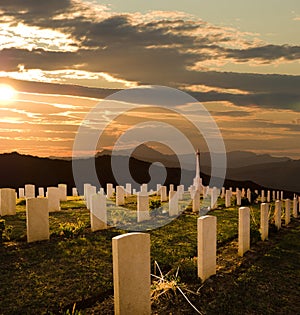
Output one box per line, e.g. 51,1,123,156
0,197,299,314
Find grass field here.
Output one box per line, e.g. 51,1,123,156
0,195,299,314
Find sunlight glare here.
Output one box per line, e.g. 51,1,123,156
0,84,17,102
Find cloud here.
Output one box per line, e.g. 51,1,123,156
224,44,300,62
0,0,299,79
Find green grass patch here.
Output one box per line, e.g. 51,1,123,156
0,197,296,314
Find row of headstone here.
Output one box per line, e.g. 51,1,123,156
260,189,284,203
17,184,75,199
111,193,300,314
112,215,217,314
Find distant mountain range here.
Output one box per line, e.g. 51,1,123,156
0,149,299,195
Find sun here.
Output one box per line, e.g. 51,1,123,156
0,84,17,102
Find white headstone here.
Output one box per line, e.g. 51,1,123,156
247,188,251,203
260,203,269,241
84,183,91,200
86,185,97,210
116,186,125,206
137,193,150,222
125,183,132,197
267,190,271,203
141,184,148,194
160,186,167,202
47,187,61,212
106,183,114,199
285,199,291,225
58,184,67,201
292,197,298,218
238,207,250,256
72,187,78,196
38,187,44,197
25,184,35,198
112,233,151,315
156,184,161,195
272,191,276,201
0,188,16,216
18,188,25,198
192,190,200,213
26,198,49,243
211,187,218,209
221,187,225,198
236,189,242,206
274,200,281,230
169,191,179,216
261,190,265,203
225,190,231,208
197,215,217,281
90,193,107,231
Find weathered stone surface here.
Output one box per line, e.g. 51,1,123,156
25,184,35,198
0,188,16,216
238,207,250,256
260,203,269,241
137,193,150,222
197,215,217,281
26,198,49,243
47,187,61,212
90,193,107,231
112,233,151,315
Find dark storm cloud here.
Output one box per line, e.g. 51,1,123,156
189,90,300,111
225,44,300,62
210,110,252,117
0,0,72,22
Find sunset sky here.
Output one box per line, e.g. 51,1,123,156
0,0,299,158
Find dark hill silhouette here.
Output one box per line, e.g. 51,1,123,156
0,151,283,197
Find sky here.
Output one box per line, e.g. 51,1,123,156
0,0,299,158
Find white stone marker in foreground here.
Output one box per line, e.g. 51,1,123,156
198,215,217,282
137,193,150,222
238,207,250,256
25,184,35,198
58,184,67,201
285,199,291,225
112,233,151,315
26,198,49,243
0,188,16,216
274,200,282,230
47,187,61,212
90,193,107,231
260,203,269,241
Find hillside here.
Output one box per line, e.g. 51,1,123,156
0,151,271,195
